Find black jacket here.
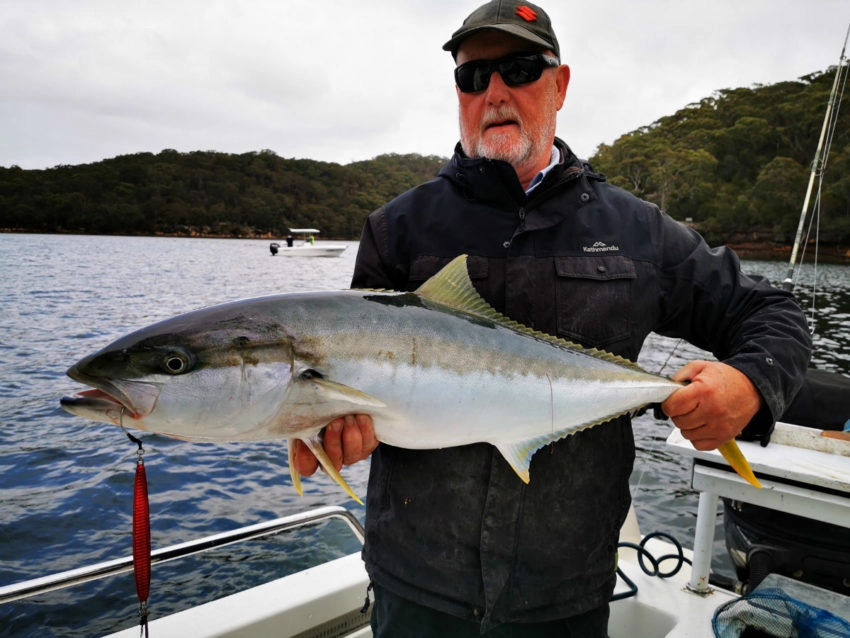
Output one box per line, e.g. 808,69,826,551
352,139,812,627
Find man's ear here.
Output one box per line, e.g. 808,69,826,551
555,64,570,110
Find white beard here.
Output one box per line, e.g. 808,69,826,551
459,101,557,171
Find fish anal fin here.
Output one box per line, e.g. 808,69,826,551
301,435,364,505
496,416,636,484
495,442,532,484
495,432,571,484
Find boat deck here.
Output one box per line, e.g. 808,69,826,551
4,422,849,637
102,531,736,638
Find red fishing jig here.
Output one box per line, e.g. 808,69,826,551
123,413,151,637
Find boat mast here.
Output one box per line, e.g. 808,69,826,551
782,23,850,292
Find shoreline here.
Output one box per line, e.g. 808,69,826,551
725,241,850,264
3,229,849,263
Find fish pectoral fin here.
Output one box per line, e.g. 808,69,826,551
300,435,364,505
287,438,303,496
495,433,566,484
308,377,386,409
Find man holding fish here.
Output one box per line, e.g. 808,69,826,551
293,1,812,636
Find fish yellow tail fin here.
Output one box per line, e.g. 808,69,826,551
717,440,762,488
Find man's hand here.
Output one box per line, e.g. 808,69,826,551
661,360,761,450
291,414,378,476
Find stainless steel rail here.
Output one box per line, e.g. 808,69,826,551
0,505,365,605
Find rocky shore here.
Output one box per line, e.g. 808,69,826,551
725,242,850,264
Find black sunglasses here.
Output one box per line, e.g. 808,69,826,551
454,52,560,94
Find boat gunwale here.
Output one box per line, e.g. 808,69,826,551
0,505,364,605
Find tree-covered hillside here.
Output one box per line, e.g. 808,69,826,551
589,66,850,247
1,65,848,251
0,151,447,238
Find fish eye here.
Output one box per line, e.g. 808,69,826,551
162,351,192,375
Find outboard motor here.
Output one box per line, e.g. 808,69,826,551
723,498,850,594
723,368,850,594
269,242,280,256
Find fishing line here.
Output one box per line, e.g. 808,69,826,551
547,373,555,453
120,410,151,638
656,339,683,377
793,40,847,337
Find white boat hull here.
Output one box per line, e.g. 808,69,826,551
277,245,347,257
106,552,372,638
102,527,735,638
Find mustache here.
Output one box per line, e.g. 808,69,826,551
481,107,523,129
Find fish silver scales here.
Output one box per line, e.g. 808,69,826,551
61,255,760,502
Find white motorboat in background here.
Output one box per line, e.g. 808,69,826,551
270,228,347,258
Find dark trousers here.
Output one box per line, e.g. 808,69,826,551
369,585,610,638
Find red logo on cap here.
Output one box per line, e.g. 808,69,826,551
516,6,538,22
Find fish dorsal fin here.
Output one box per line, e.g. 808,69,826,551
415,254,498,320
416,255,648,373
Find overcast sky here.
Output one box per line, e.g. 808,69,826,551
2,0,848,170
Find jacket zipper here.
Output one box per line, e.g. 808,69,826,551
505,166,583,248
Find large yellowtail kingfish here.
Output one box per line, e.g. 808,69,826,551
61,255,760,502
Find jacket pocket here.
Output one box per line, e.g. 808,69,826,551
555,255,635,349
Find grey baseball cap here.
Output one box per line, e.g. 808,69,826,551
442,1,560,58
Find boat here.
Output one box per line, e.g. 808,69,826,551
270,228,347,258
713,22,850,599
1,424,848,637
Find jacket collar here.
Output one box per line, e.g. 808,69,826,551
440,137,582,205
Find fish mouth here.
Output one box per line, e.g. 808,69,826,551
61,376,161,423
60,388,133,423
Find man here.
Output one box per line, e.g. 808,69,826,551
293,1,812,635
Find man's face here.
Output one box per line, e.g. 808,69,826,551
455,31,569,176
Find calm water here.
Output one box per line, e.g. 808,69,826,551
1,234,848,637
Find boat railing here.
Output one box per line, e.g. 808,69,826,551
666,422,850,594
0,505,365,605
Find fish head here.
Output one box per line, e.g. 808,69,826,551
61,300,303,441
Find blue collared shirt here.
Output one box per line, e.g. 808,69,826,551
526,145,561,194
